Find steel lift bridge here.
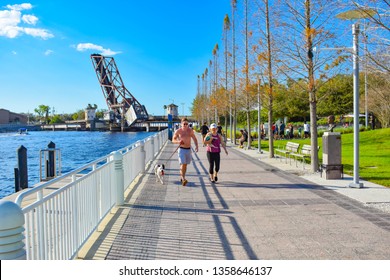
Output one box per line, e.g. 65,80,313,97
91,54,148,131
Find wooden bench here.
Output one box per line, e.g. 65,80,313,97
290,144,319,169
274,142,300,164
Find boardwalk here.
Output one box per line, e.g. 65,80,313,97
79,134,390,260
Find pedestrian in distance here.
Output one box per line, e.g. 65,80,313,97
200,122,209,147
279,121,285,139
203,123,228,183
238,129,248,148
172,117,199,186
304,121,310,138
217,121,225,142
217,121,223,135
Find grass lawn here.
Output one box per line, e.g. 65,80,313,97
252,128,390,187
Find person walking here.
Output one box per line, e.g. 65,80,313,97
279,121,285,139
200,122,209,146
238,129,248,148
304,121,310,138
217,121,225,142
203,123,228,183
217,121,223,135
172,117,199,186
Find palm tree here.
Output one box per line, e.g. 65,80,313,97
231,0,238,144
212,43,219,121
244,0,252,148
223,14,231,139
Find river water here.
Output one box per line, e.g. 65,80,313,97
0,130,156,199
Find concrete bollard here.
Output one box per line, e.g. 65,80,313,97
111,151,124,206
0,201,26,260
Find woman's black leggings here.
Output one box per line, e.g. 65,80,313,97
207,152,220,174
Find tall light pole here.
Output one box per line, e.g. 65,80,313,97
363,22,369,128
350,24,363,188
257,78,262,154
336,8,376,188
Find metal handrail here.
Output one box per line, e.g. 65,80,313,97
13,129,168,260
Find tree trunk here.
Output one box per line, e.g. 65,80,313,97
306,0,319,172
265,0,274,158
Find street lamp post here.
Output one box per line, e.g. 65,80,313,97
363,23,369,128
257,78,262,154
350,24,363,188
336,9,376,188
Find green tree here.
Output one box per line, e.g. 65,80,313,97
34,105,50,124
95,109,105,119
72,109,85,120
49,115,64,124
282,79,310,120
367,72,390,128
317,74,353,117
275,0,341,172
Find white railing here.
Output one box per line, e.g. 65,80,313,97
12,129,168,260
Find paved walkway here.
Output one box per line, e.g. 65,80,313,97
79,134,390,260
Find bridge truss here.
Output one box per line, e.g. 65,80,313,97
90,54,148,130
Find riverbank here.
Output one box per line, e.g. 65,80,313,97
0,124,41,133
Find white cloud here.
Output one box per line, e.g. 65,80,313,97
12,50,17,55
22,14,38,25
0,9,20,27
0,3,53,39
44,49,53,56
76,43,121,56
0,25,21,38
6,3,33,11
24,27,53,39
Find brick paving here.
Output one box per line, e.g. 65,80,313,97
81,135,390,260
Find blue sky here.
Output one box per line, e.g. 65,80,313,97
0,0,231,116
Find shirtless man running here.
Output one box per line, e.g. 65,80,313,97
172,117,199,186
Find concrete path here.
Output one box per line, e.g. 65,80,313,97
79,135,390,260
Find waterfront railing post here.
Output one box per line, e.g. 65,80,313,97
0,201,26,260
111,151,124,206
37,190,45,259
140,142,146,174
156,133,161,152
151,137,155,160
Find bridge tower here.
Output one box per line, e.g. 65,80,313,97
90,54,148,131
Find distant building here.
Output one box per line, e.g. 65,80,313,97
0,108,28,124
166,103,178,118
85,108,96,121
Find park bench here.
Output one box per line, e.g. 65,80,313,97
290,144,319,169
274,142,300,164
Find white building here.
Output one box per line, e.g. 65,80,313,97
166,103,178,117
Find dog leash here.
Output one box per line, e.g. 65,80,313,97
164,144,181,165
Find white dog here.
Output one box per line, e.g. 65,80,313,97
154,164,165,184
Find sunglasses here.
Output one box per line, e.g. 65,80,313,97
183,123,189,126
